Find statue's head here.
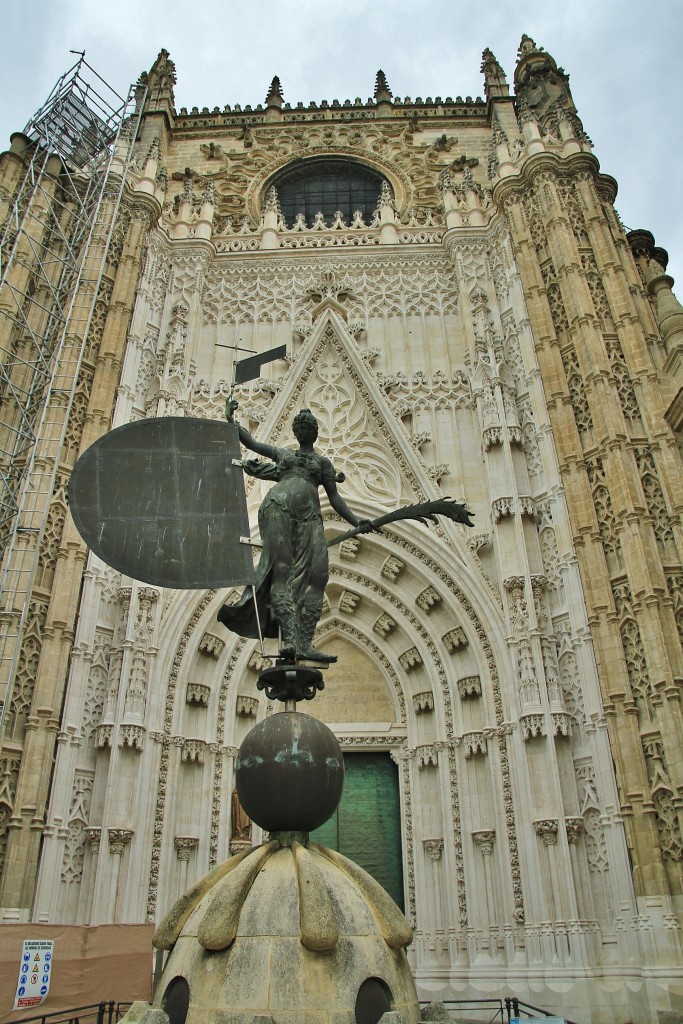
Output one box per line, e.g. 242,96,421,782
292,408,319,443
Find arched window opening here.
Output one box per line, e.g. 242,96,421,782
162,975,190,1024
355,977,393,1024
270,158,387,228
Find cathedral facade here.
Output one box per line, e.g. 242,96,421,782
0,38,682,1024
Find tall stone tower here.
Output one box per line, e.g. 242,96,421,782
1,38,682,1024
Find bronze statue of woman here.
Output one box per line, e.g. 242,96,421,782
218,400,371,662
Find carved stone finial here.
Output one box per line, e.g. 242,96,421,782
265,76,284,108
376,180,395,210
514,34,576,127
480,49,509,99
374,70,393,103
142,49,177,113
517,35,543,61
492,117,509,147
264,185,282,214
201,180,216,206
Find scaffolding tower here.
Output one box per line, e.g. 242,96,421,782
0,56,146,741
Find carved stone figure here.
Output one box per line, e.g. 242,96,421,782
217,400,371,662
230,788,251,842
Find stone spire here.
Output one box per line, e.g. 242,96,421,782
139,49,176,118
480,48,509,100
514,34,578,128
265,76,284,109
374,70,393,104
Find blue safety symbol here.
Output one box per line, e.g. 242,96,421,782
20,975,27,984
40,986,48,995
43,975,49,983
44,962,50,971
44,953,52,962
23,952,30,961
18,987,25,996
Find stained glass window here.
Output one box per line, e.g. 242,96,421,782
271,158,386,228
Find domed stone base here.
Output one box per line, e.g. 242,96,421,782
152,840,420,1024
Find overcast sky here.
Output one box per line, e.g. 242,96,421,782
2,0,682,283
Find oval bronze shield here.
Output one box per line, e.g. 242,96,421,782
68,417,254,589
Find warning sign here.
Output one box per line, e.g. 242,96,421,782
13,940,53,1010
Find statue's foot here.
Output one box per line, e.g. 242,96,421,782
297,646,338,664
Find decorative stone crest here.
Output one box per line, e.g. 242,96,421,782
373,613,396,638
199,632,225,658
399,647,422,672
381,556,405,582
339,538,360,561
181,739,207,764
236,695,259,717
412,691,434,714
521,713,546,741
416,745,439,769
463,732,488,758
457,675,482,699
186,682,210,706
119,724,145,750
339,590,361,614
443,627,468,653
416,586,442,612
248,651,272,673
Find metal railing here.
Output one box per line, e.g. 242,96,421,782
9,996,576,1024
505,996,577,1023
8,1001,132,1024
420,997,508,1022
419,996,578,1023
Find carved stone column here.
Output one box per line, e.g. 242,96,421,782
564,816,587,923
106,828,133,921
422,839,444,862
533,818,566,960
174,835,199,895
421,839,445,960
81,827,102,925
473,830,497,955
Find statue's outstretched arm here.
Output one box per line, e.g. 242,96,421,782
323,478,373,532
226,398,278,461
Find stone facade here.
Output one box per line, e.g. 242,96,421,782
1,38,682,1024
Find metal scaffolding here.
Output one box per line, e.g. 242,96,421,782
0,55,146,740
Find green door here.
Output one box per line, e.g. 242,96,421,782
310,752,404,910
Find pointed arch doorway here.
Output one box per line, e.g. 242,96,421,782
305,634,406,909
